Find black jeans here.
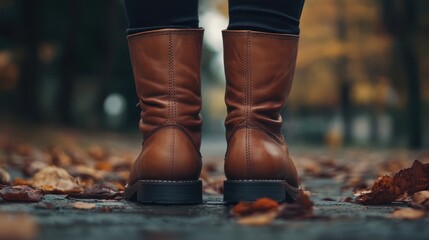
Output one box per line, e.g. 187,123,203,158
124,0,305,35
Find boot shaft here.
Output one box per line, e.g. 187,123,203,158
127,29,204,149
223,30,299,141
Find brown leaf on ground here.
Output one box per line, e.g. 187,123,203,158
72,202,96,210
355,160,429,205
231,198,280,217
203,179,224,195
390,208,427,220
13,177,31,186
111,181,125,191
354,176,397,204
29,166,83,193
49,147,72,167
277,190,314,219
22,161,49,177
94,162,113,171
67,184,120,199
301,158,349,179
0,167,10,185
393,160,429,195
68,165,104,181
87,146,108,161
237,211,278,226
231,191,315,225
410,191,429,210
0,185,44,202
0,213,39,240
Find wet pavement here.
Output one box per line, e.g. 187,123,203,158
2,177,429,240
1,130,428,240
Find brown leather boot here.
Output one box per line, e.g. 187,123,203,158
222,30,301,203
124,28,204,204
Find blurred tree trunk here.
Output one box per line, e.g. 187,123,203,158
19,1,40,120
336,0,351,145
58,0,80,125
380,0,421,148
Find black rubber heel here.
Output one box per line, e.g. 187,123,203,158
125,180,202,205
223,180,299,204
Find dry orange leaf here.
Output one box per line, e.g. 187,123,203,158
390,208,427,220
13,177,31,186
95,162,113,171
232,191,315,225
237,211,278,226
232,198,280,216
411,191,429,210
72,202,96,210
30,166,83,194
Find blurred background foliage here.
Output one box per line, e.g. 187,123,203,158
0,0,428,149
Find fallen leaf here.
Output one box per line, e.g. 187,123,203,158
0,167,10,185
203,179,224,195
277,190,314,219
410,191,429,210
396,192,412,202
354,160,429,205
67,184,120,199
231,198,280,216
354,176,396,204
68,165,104,181
30,166,83,193
237,211,278,226
0,213,39,240
72,202,96,210
22,161,49,177
49,147,72,167
13,177,31,186
87,146,107,161
112,181,125,191
231,191,315,225
0,185,44,202
94,162,113,171
393,160,429,195
390,208,427,220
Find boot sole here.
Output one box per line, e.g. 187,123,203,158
125,180,202,205
223,180,300,204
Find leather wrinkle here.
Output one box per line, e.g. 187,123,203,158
126,28,204,184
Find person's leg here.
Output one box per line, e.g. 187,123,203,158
227,0,304,34
124,0,199,34
123,1,204,204
223,0,305,203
